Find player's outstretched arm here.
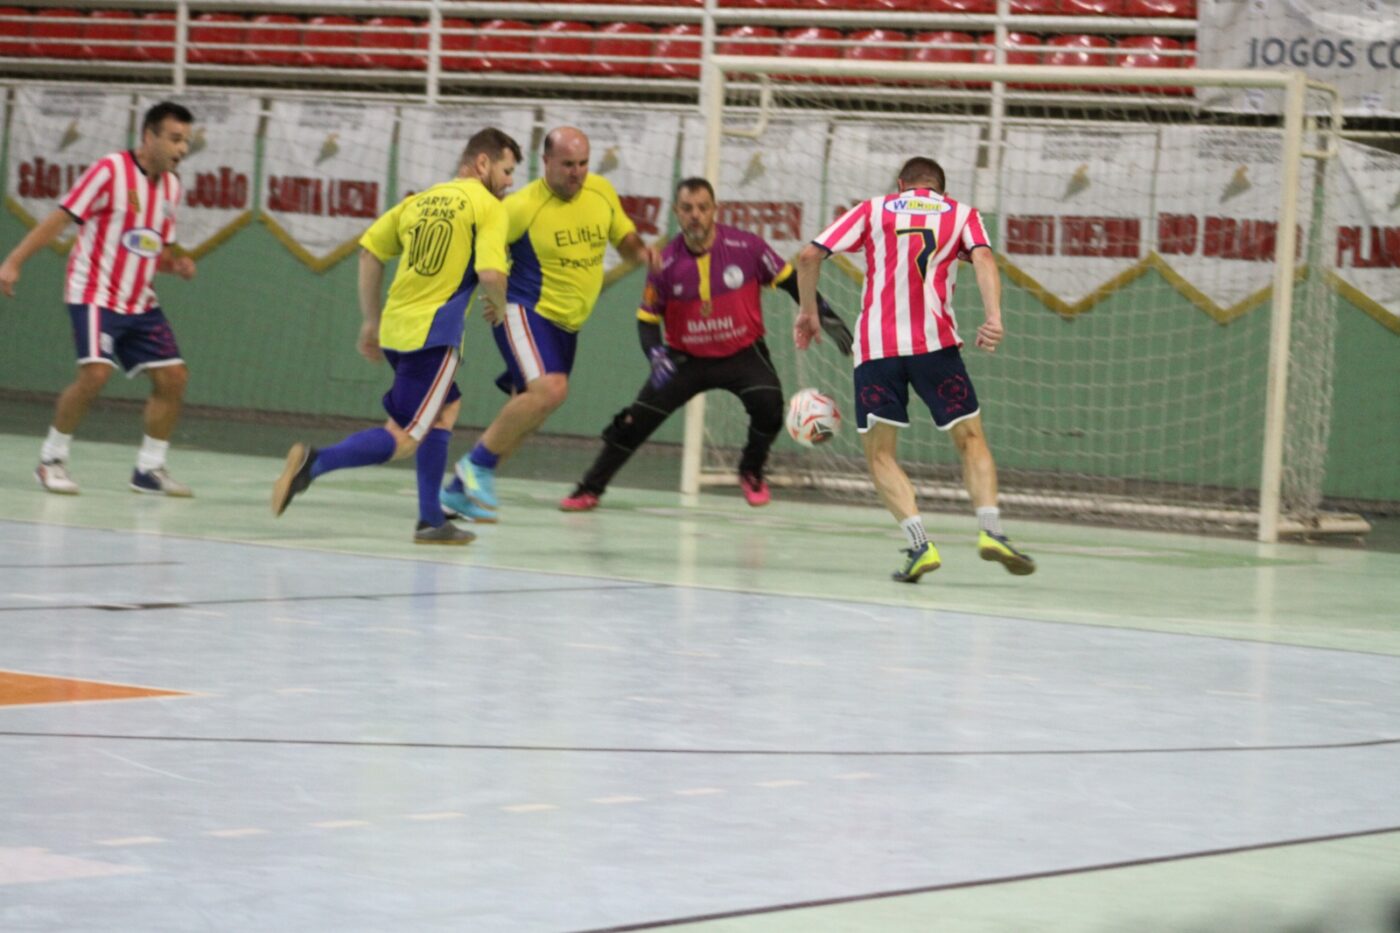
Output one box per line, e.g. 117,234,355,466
970,247,1004,352
356,249,387,362
618,232,661,273
157,247,196,281
793,244,827,351
0,208,73,298
773,273,852,356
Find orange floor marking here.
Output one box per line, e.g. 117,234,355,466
0,671,187,707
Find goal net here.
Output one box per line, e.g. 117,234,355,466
691,57,1363,542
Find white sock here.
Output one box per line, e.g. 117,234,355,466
41,427,72,464
900,516,928,550
137,435,170,473
977,506,1003,536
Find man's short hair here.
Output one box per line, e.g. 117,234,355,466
142,101,194,136
897,156,946,193
461,127,523,166
674,176,716,202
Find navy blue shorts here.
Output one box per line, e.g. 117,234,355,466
853,347,980,432
68,303,182,376
492,302,578,395
381,346,462,441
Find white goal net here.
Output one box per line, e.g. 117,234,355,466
691,58,1363,542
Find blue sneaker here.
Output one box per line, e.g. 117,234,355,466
454,455,498,509
440,484,498,523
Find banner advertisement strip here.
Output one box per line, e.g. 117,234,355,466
1331,139,1400,334
5,87,132,255
396,104,538,202
260,99,394,272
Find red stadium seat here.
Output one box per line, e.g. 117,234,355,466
593,22,654,78
0,7,29,57
470,19,532,73
440,18,472,72
532,21,594,74
911,30,976,65
138,11,174,62
777,27,842,83
716,25,781,58
927,0,996,10
363,16,424,70
245,14,301,67
1124,0,1195,15
1117,35,1192,93
30,9,86,60
1044,34,1112,90
84,10,140,61
300,15,367,69
188,12,249,65
1060,0,1126,12
651,23,700,78
844,28,906,83
976,31,1041,66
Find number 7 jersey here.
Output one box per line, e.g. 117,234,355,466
812,188,990,365
359,176,509,352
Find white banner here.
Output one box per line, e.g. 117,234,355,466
261,100,394,271
1000,126,1158,308
542,105,684,271
1331,140,1400,330
680,114,828,252
1198,0,1400,117
5,87,131,252
1152,126,1315,315
823,120,982,229
138,92,258,258
396,104,537,200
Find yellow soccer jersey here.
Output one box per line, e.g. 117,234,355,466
503,174,637,332
359,177,508,352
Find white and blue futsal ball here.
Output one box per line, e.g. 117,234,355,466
785,387,841,447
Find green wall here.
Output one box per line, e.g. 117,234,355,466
1,209,1395,503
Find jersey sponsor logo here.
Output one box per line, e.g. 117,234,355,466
120,227,163,259
722,264,745,289
884,196,950,215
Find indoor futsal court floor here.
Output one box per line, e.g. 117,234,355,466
1,418,1398,932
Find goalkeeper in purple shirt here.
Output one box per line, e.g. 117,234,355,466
559,177,852,511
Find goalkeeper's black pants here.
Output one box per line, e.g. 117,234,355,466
577,339,784,496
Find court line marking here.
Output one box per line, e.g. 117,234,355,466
674,788,724,797
591,796,646,805
310,820,371,829
5,731,1397,758
500,804,557,813
95,836,164,847
577,824,1400,932
405,812,465,821
204,828,269,838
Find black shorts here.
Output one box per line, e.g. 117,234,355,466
641,339,782,414
853,346,980,432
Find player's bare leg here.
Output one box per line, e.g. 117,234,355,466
950,415,1034,576
37,363,113,494
478,373,570,461
130,363,192,496
863,422,940,582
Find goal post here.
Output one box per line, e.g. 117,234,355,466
688,56,1363,542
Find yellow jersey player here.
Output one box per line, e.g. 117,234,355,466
272,128,520,544
441,126,658,522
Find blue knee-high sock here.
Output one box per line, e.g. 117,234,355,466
416,428,451,526
311,427,396,479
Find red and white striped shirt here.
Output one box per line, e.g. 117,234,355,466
813,188,989,365
60,150,181,315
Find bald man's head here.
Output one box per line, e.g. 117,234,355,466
542,126,590,201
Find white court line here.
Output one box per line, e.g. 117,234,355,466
204,828,269,838
627,696,669,705
1205,689,1261,698
367,626,418,636
181,608,225,618
669,650,720,659
461,634,518,643
566,643,625,652
8,593,58,602
406,812,465,822
500,804,558,813
310,820,371,829
1093,681,1154,691
773,658,827,667
673,788,724,797
97,749,211,784
1316,697,1372,706
880,666,932,675
96,836,165,847
834,772,878,781
274,687,320,695
272,617,320,626
754,779,805,788
591,796,646,805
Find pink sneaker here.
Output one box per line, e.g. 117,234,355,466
739,472,770,507
559,488,601,512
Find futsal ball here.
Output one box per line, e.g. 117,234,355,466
786,388,841,447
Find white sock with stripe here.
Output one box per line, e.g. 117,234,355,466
900,516,928,550
977,506,1003,536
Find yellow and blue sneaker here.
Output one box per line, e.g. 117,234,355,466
978,531,1036,576
892,542,941,583
454,456,498,509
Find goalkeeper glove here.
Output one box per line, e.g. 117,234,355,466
816,297,854,357
647,346,677,389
